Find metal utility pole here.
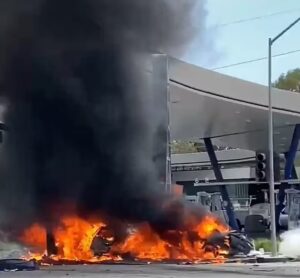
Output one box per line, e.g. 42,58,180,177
268,37,276,257
268,17,300,257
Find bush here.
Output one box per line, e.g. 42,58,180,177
254,238,279,252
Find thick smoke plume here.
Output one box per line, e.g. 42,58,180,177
279,229,300,258
0,0,208,236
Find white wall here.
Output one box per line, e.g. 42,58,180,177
171,149,255,166
172,167,254,183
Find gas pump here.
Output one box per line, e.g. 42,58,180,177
196,192,211,212
286,189,300,230
210,192,229,224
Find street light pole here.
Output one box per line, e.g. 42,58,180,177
268,16,300,257
268,38,276,257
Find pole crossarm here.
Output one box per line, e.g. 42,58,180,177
271,17,300,44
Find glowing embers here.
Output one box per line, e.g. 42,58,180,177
20,214,229,264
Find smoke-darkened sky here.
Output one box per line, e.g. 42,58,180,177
0,0,209,237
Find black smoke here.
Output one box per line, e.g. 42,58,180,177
0,0,208,236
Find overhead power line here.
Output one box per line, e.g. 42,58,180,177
211,48,300,70
219,8,300,27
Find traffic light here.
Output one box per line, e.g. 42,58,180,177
256,152,267,181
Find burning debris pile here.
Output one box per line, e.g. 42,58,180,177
0,0,245,265
17,203,236,264
19,212,230,263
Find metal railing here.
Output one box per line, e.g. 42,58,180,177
194,179,300,187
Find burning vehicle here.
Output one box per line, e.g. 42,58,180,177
18,206,252,264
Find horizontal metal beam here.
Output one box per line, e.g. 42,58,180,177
194,180,277,186
194,179,300,187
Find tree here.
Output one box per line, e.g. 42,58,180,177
170,140,232,154
171,140,199,154
273,68,300,92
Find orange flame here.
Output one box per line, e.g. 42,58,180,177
20,223,47,250
114,224,171,261
114,215,229,262
53,216,106,261
20,216,119,262
20,214,229,263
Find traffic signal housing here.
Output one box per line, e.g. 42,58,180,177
256,152,267,181
256,152,281,182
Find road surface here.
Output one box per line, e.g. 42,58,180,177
1,263,300,277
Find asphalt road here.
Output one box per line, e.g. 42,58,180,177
1,263,299,278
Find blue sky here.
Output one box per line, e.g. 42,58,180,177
186,0,300,85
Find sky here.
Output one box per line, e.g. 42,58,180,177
185,0,300,85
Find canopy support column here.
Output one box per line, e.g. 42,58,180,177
276,124,300,228
204,138,239,230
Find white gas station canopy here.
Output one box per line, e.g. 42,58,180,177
169,58,300,152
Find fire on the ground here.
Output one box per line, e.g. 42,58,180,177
19,214,233,264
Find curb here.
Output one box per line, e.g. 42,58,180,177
172,264,300,277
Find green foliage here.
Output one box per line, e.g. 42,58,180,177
274,68,300,92
254,238,279,252
171,140,233,154
171,140,199,154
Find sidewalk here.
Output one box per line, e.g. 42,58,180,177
175,262,300,277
